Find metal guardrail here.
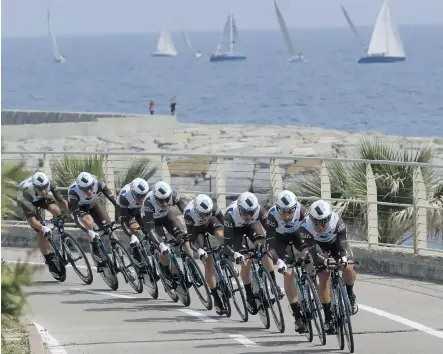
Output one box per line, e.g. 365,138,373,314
2,150,442,254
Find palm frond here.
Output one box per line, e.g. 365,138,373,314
115,159,157,192
50,154,104,187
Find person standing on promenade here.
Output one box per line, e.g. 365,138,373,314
170,97,177,115
149,100,155,115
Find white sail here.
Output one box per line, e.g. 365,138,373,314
214,11,237,55
367,0,405,57
153,27,177,56
47,9,65,62
181,29,201,57
340,5,367,55
274,0,304,62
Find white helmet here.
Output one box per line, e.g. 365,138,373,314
130,178,149,200
237,192,259,215
309,200,332,226
153,181,172,203
194,194,213,216
76,172,95,192
32,172,50,191
275,190,298,213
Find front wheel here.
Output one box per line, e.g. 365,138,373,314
305,275,326,345
185,256,212,310
170,254,191,307
62,233,93,285
137,244,159,299
47,236,66,282
223,261,248,322
261,267,285,333
93,242,118,291
338,277,354,353
112,240,143,294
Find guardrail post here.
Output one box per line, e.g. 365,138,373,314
366,164,379,245
215,157,226,211
161,155,171,185
102,153,116,219
320,161,331,200
269,158,283,201
413,167,427,253
43,153,52,220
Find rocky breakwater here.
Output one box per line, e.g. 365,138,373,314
3,121,443,202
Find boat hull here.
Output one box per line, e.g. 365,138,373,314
209,54,246,62
151,52,177,57
358,56,405,63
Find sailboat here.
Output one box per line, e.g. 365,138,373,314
209,11,246,62
151,27,177,57
181,29,202,58
342,1,406,63
47,8,66,63
274,1,306,63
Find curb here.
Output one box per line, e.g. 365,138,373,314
20,316,45,354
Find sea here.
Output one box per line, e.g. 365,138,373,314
1,25,443,137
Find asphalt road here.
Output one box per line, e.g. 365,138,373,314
2,247,443,354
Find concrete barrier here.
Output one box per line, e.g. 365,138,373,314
1,112,178,141
3,225,442,283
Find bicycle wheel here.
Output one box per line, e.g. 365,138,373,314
332,284,345,350
261,267,285,333
153,249,179,303
93,242,119,291
170,254,191,307
47,237,66,282
185,256,213,310
112,240,143,294
252,273,270,329
295,274,313,342
338,277,354,353
305,275,326,345
138,244,159,299
223,261,248,322
62,233,93,285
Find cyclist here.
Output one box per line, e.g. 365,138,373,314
68,172,118,267
17,171,69,275
265,190,310,333
224,191,284,315
141,181,188,286
183,194,225,314
116,178,151,268
299,199,358,334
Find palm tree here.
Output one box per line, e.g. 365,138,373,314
289,137,443,245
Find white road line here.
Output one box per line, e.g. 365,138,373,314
360,304,443,339
229,334,258,347
71,288,136,299
179,309,218,323
33,321,67,354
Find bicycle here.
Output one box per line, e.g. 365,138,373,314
92,220,143,293
327,258,359,353
282,241,326,344
202,233,248,321
131,229,160,299
40,215,93,284
152,236,192,306
239,239,285,333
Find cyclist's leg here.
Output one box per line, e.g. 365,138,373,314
130,214,145,266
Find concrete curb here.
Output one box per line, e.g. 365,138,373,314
20,316,45,354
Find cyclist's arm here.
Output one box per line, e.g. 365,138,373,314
98,180,117,207
335,218,349,259
172,190,186,213
17,189,45,231
117,195,133,237
302,227,325,265
68,190,89,232
264,213,279,261
213,205,224,224
299,203,308,221
222,214,236,257
140,201,163,246
183,212,196,237
257,205,268,232
49,180,68,211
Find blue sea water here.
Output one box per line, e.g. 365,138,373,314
2,26,443,137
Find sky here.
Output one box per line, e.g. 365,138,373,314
2,0,443,37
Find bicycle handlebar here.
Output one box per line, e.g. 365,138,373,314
327,258,359,269
93,220,120,235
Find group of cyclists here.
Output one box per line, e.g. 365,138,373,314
17,170,358,336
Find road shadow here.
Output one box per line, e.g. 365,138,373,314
84,303,181,312
125,315,209,324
